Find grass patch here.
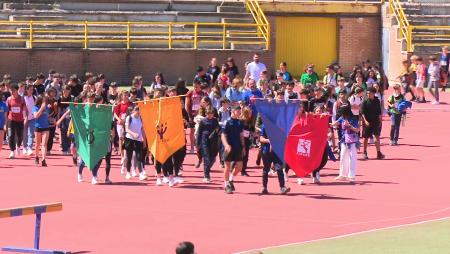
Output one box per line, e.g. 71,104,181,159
243,218,450,254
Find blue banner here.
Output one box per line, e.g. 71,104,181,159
255,99,300,163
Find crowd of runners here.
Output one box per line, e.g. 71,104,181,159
0,46,448,194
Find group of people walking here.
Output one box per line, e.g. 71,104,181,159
0,51,434,194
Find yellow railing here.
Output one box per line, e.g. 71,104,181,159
0,20,269,50
389,0,450,52
246,0,270,50
389,0,411,51
260,0,384,2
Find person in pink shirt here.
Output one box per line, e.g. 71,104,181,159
6,83,28,158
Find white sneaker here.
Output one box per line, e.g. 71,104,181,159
156,178,162,186
77,174,83,183
168,177,177,187
312,176,320,184
131,169,138,177
26,148,33,156
91,177,98,185
22,148,27,155
297,178,305,185
125,172,132,180
202,177,211,183
432,101,440,105
9,151,15,159
105,177,112,184
141,170,147,176
174,177,184,184
162,177,169,184
139,172,147,181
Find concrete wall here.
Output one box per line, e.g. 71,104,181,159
0,49,274,85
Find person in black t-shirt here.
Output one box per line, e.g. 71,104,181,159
221,105,245,194
57,85,73,154
309,87,328,112
207,58,221,84
33,73,46,96
196,106,220,183
361,87,385,160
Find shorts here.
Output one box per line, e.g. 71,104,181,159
116,124,125,138
362,122,381,138
416,80,425,88
224,147,243,162
35,127,49,133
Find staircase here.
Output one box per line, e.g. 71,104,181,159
0,0,267,50
392,0,450,55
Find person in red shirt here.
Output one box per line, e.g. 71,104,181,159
114,90,132,171
6,83,28,158
185,80,207,153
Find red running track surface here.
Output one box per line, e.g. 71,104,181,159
0,93,449,254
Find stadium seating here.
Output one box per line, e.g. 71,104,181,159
0,0,265,50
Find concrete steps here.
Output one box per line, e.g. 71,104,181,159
0,0,263,50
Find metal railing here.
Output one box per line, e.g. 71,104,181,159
0,20,269,50
258,0,384,2
389,0,450,52
246,0,270,50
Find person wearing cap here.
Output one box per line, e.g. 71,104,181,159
427,55,440,105
185,79,207,153
245,53,267,84
300,64,319,89
386,84,405,146
221,105,245,194
194,66,212,91
361,87,385,160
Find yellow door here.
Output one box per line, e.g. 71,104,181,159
275,17,337,79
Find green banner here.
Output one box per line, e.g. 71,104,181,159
69,103,113,170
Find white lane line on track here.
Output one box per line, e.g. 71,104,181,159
335,206,450,227
234,216,450,254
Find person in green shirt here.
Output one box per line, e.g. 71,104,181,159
300,65,319,90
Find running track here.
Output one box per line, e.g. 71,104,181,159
0,93,449,254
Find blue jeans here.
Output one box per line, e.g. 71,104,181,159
23,119,35,150
390,114,402,142
201,142,215,178
60,118,71,152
